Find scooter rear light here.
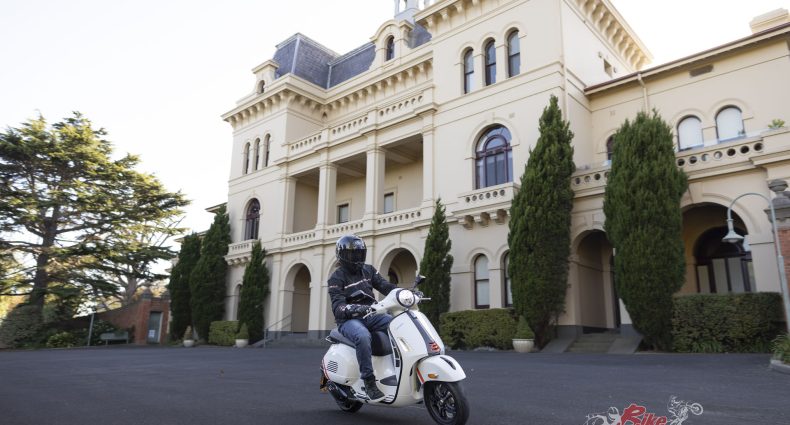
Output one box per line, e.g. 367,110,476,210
429,341,441,353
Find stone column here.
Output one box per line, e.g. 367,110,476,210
316,163,337,227
421,126,435,209
365,148,386,218
281,176,296,234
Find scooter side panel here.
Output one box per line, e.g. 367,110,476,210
323,344,359,385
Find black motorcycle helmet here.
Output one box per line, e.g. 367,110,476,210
336,235,366,272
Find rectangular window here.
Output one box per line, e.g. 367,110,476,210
337,203,349,223
383,192,395,214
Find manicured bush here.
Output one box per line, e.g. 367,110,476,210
46,331,77,348
0,304,44,348
439,309,517,350
672,293,784,353
236,323,249,340
513,316,534,339
772,334,790,364
208,320,238,346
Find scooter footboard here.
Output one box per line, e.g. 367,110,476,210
416,355,466,384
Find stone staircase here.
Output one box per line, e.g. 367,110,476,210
566,332,619,353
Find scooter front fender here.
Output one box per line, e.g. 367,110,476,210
415,355,466,384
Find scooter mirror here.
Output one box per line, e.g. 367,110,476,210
412,275,426,288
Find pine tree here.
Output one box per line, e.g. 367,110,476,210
603,110,687,351
189,205,230,340
237,241,270,343
508,95,575,349
167,233,201,340
418,199,453,328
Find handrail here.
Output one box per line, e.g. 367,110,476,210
262,314,292,348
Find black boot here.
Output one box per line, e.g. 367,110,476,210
363,376,385,400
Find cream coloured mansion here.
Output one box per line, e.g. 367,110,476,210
217,0,790,342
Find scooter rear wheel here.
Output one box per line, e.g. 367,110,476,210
424,381,469,425
335,398,363,413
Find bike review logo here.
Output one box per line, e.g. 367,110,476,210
584,396,703,425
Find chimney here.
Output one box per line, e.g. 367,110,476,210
750,8,790,34
394,0,432,23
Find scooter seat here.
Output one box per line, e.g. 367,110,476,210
327,328,393,357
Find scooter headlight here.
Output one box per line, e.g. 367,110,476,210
396,289,416,308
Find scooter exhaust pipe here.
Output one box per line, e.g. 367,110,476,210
326,381,352,402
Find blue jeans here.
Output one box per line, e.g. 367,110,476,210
339,314,392,380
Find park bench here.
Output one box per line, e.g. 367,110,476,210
99,331,129,345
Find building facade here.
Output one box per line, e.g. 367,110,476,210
219,0,790,340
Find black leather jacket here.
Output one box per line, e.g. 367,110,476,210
328,264,397,324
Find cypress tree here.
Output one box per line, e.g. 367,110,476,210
418,199,453,327
508,94,575,349
603,110,687,351
189,205,230,340
237,241,270,343
167,233,201,340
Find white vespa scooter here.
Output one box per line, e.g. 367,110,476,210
320,277,470,425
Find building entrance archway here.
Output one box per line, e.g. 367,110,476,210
575,230,618,332
380,248,419,288
287,264,311,333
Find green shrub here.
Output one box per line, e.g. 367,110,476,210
46,331,77,348
514,316,534,339
772,334,790,364
672,293,784,353
208,320,238,346
0,304,45,348
439,309,517,350
236,323,249,340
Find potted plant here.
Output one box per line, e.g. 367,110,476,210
235,323,249,348
512,316,535,353
183,326,195,348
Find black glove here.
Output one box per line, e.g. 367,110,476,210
414,291,425,299
342,304,370,319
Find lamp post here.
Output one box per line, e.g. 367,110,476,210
723,188,790,334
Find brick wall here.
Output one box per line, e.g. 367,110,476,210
97,294,170,345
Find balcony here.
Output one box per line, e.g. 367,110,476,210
375,207,423,232
225,240,254,265
454,183,516,230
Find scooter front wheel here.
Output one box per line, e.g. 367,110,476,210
424,381,470,425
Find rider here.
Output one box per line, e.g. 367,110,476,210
328,235,397,401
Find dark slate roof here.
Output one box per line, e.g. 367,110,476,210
328,43,376,87
409,23,432,48
270,27,432,89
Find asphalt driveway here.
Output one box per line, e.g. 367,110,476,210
0,346,787,425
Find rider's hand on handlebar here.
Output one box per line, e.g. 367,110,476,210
343,304,370,319
413,290,425,299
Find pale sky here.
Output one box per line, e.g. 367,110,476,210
1,0,787,235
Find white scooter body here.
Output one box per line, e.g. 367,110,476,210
321,287,467,408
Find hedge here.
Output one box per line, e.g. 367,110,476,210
439,308,517,350
672,292,785,353
773,334,790,364
208,321,238,346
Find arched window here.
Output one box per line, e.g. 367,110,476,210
694,226,752,294
263,135,271,167
385,36,395,61
475,125,513,189
243,143,251,175
484,39,496,86
463,49,474,94
716,106,745,141
502,253,512,307
474,255,490,309
507,31,520,77
244,199,260,240
678,116,704,150
257,81,265,94
606,136,614,162
253,138,261,171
